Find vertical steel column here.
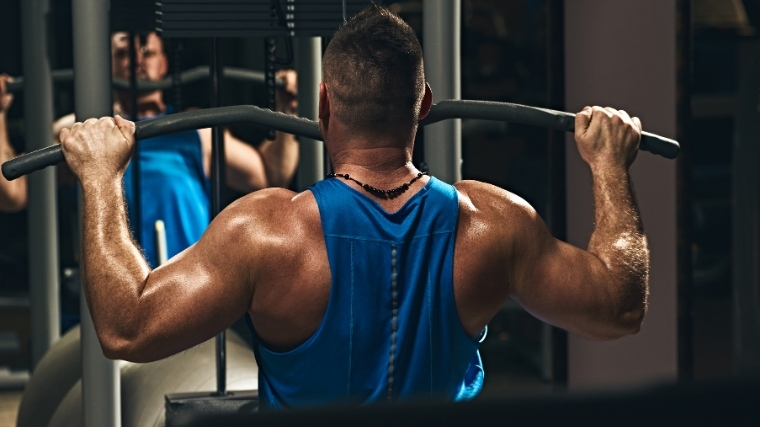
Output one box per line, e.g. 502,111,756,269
675,0,694,381
210,38,228,396
422,0,461,184
129,32,141,244
72,0,121,425
295,37,323,191
546,0,567,387
20,0,61,369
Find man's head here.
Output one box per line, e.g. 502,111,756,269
111,32,168,83
322,5,428,140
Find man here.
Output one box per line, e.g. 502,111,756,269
0,74,26,212
60,5,649,408
51,32,299,266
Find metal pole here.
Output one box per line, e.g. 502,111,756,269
20,0,61,369
295,37,323,191
676,0,694,381
72,0,121,425
546,0,567,387
210,37,227,396
422,0,461,184
732,31,760,376
129,32,141,245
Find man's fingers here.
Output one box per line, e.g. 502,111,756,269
575,106,592,133
113,115,136,146
59,127,70,144
632,116,642,132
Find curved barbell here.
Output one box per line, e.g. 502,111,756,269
1,100,679,181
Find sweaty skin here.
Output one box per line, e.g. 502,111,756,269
61,82,649,362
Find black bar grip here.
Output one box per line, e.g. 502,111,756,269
2,100,680,181
2,145,64,181
421,100,680,159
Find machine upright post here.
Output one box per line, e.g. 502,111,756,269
72,0,122,425
210,37,228,396
20,0,61,369
422,0,462,184
295,37,323,190
129,32,141,244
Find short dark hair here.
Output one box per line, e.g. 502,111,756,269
323,4,425,137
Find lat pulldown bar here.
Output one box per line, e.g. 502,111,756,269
1,100,680,181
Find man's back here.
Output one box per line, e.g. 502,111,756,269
250,176,485,407
247,178,529,354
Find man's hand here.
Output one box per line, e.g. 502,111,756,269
575,106,642,171
275,69,298,115
59,115,136,184
0,74,14,114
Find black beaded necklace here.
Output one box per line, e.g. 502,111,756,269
325,171,427,199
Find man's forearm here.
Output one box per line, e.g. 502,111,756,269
0,114,27,211
260,131,299,188
588,165,650,323
81,178,150,347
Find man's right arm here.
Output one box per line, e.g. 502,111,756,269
507,106,649,341
0,74,27,212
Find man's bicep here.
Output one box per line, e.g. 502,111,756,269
134,206,256,360
509,211,614,337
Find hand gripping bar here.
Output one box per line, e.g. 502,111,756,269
1,100,679,181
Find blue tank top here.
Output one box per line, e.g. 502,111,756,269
252,176,485,409
123,108,210,267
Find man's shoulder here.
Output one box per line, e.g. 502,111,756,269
453,179,540,232
217,188,323,269
454,180,535,213
225,187,319,232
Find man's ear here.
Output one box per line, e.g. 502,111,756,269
318,82,330,133
418,82,433,121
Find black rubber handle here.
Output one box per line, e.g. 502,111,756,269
421,100,680,159
1,100,680,181
2,145,65,181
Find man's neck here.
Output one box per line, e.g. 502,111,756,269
330,146,418,186
114,91,166,119
325,122,417,173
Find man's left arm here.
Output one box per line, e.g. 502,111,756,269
61,116,256,362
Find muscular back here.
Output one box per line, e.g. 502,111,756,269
246,179,526,350
246,172,646,353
